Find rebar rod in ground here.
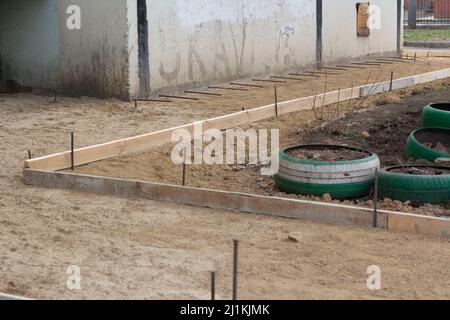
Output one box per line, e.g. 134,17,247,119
351,62,382,66
159,94,200,101
376,58,409,64
389,71,394,91
336,64,366,69
274,86,278,117
289,72,321,78
270,75,305,81
307,70,339,75
133,98,173,103
232,240,239,301
373,168,379,228
365,60,394,64
182,146,187,186
70,132,74,171
211,272,216,301
184,90,222,96
230,82,264,88
252,78,287,84
209,85,248,91
321,66,348,71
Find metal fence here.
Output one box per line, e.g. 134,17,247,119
404,0,450,29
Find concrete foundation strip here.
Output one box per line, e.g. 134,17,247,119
22,170,450,238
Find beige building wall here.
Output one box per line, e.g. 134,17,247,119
322,0,400,63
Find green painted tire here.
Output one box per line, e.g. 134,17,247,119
377,166,450,204
274,144,380,199
405,128,450,162
422,103,450,129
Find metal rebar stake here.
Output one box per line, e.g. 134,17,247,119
182,146,187,186
390,72,394,91
70,132,74,171
373,168,379,228
274,86,278,117
211,272,216,301
232,240,239,301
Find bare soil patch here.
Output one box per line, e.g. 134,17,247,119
389,166,450,175
285,145,371,162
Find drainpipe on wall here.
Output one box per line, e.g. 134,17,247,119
316,0,323,68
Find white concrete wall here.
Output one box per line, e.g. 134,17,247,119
145,0,317,92
322,0,399,63
0,0,59,90
58,0,130,98
0,0,402,98
127,0,140,99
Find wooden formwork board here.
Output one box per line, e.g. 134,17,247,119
404,49,450,59
23,169,388,228
23,169,450,238
23,68,450,172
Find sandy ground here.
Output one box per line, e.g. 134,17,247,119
1,58,450,299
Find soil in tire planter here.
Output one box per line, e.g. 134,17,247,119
389,166,450,175
422,142,450,154
286,145,371,162
430,103,450,111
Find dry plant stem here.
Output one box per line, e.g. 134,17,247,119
320,75,329,121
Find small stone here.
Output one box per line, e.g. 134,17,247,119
361,131,371,138
288,233,302,243
383,198,393,204
322,193,332,202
